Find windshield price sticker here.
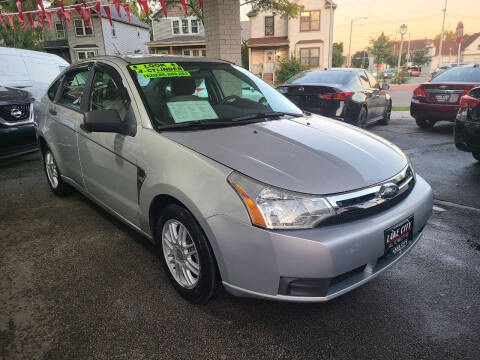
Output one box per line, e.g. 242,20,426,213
129,63,191,78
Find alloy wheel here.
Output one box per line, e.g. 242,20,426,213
45,151,59,189
161,219,201,289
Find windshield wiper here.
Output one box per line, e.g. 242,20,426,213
230,111,303,122
156,119,261,131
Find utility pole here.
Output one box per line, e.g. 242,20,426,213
438,0,448,67
406,33,411,65
326,1,336,68
397,24,408,83
347,17,367,67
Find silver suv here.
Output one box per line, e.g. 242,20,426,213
35,56,433,303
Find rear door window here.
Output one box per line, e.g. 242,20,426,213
58,68,91,110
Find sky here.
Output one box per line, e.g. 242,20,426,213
240,0,480,54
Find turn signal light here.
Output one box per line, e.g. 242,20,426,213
413,87,426,98
228,179,266,228
322,92,352,101
459,95,480,109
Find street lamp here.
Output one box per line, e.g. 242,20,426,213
397,24,408,83
347,17,368,67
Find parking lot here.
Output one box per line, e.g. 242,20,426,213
1,113,479,359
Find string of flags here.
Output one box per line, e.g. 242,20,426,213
0,0,201,32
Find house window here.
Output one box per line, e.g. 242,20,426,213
184,49,190,56
300,11,320,31
265,16,274,36
202,49,206,57
191,19,198,34
192,49,199,57
172,20,180,34
54,22,65,39
76,49,98,61
182,19,189,33
74,18,93,36
300,48,320,67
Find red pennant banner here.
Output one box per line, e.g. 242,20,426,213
26,13,34,30
93,1,102,24
36,11,45,30
16,0,23,19
82,0,87,8
122,3,131,22
16,13,25,31
44,11,53,30
7,14,14,30
160,0,167,17
199,0,203,9
84,7,92,27
64,9,71,28
74,5,84,20
113,0,122,17
102,5,112,26
138,0,149,17
37,0,46,16
59,0,65,12
55,8,63,23
0,13,6,30
179,0,188,15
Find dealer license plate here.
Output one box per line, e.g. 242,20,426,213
435,94,450,102
384,216,414,256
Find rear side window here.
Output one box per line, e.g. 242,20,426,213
48,79,61,101
58,69,91,110
432,67,480,82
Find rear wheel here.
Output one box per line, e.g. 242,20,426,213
43,149,72,196
379,101,392,125
473,151,480,162
415,118,436,129
155,204,219,304
356,107,368,128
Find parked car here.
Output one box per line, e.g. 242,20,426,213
277,68,392,128
0,47,68,100
36,55,433,304
383,69,394,79
408,66,421,77
455,86,480,161
0,85,36,159
411,64,480,128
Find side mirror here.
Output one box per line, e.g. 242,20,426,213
382,83,390,90
81,109,131,136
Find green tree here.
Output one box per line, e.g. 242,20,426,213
276,57,306,83
332,42,345,67
412,48,432,66
242,0,303,19
241,40,249,69
369,33,394,64
351,50,369,69
434,30,455,40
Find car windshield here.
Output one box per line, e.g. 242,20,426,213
431,67,480,82
128,62,302,128
285,70,354,85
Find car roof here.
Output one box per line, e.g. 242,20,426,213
81,54,233,66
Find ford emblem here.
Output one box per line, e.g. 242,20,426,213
10,108,23,119
378,183,399,199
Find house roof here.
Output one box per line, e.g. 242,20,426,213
248,36,289,47
462,32,480,51
93,4,149,29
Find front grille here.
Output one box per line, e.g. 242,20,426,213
0,104,31,123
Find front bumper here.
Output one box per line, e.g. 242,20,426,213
410,99,459,122
206,176,433,302
0,123,37,160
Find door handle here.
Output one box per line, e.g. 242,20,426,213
49,108,57,116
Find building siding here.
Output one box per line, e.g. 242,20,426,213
102,19,149,55
67,15,106,63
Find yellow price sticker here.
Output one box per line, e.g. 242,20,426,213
129,63,191,79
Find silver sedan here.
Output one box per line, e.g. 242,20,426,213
35,55,433,303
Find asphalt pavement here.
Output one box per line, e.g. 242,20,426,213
1,113,479,359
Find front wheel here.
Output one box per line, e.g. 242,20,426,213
379,101,392,125
473,151,480,162
356,107,368,128
43,149,72,196
415,118,436,129
155,204,219,304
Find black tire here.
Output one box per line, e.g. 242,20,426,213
415,118,436,129
356,107,368,128
42,148,72,197
155,203,219,304
379,101,392,125
473,151,480,162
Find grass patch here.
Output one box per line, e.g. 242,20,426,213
392,106,410,111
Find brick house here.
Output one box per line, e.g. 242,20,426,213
43,4,149,64
247,0,336,83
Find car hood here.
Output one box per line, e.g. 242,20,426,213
163,115,408,194
0,86,32,104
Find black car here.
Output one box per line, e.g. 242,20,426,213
277,68,391,128
455,86,480,162
0,86,36,159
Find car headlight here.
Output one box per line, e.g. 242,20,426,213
228,172,335,230
277,86,288,94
